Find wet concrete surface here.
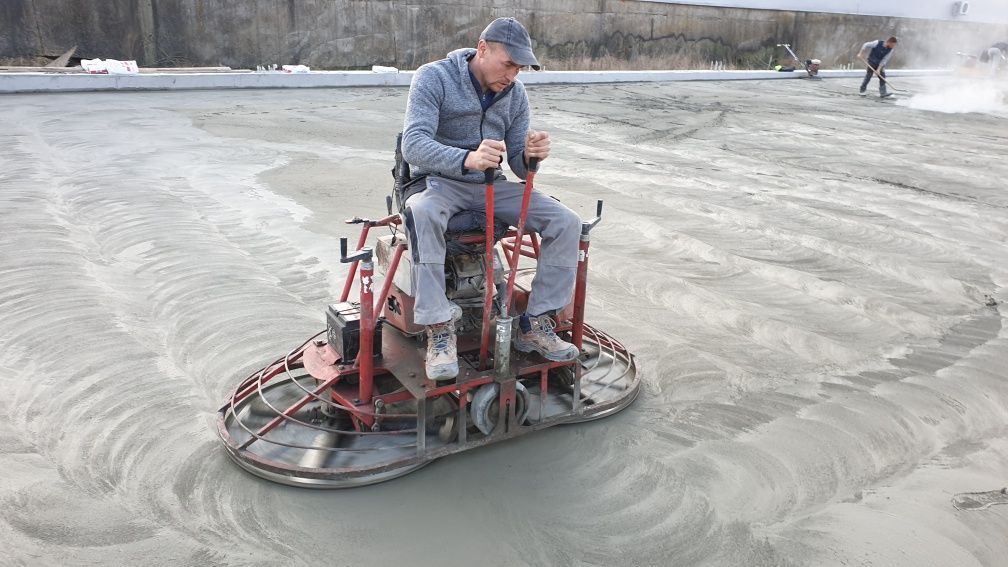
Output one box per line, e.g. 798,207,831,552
1,76,1007,566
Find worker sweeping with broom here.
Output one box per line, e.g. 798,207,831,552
979,42,1008,76
857,36,898,99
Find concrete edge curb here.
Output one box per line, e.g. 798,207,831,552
0,68,952,94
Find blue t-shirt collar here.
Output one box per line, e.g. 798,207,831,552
467,67,496,111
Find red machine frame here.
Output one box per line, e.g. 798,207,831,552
217,166,636,488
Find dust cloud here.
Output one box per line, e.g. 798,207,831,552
898,77,1008,114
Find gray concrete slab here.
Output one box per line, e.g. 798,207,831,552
0,75,1006,566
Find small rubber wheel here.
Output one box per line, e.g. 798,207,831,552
469,382,530,435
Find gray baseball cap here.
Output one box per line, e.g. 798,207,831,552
479,17,540,70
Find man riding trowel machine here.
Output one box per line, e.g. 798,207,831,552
216,140,640,487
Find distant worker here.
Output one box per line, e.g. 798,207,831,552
857,36,898,99
979,42,1008,75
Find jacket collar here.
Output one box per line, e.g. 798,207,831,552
449,48,516,106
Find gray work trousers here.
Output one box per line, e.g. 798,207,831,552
404,175,581,326
860,64,887,95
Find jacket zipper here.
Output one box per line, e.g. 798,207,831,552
478,86,512,171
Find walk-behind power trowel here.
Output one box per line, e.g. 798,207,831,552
776,43,822,79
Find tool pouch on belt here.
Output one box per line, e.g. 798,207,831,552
391,132,426,212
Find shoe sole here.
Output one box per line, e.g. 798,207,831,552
426,344,458,380
513,341,579,362
426,363,459,381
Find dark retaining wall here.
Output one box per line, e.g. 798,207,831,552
2,1,1006,69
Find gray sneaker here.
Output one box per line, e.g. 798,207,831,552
425,320,458,381
880,92,896,100
514,314,579,362
859,89,867,96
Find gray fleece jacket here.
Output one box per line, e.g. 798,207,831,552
402,48,530,184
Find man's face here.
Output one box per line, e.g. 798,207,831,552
885,40,897,49
479,41,523,92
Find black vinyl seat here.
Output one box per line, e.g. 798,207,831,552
393,132,510,255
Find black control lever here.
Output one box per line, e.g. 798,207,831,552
340,237,373,263
385,195,393,215
528,156,539,173
484,168,495,185
581,200,603,235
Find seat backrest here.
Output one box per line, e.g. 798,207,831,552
391,132,412,212
392,132,509,255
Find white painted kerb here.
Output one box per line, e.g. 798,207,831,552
0,69,949,94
